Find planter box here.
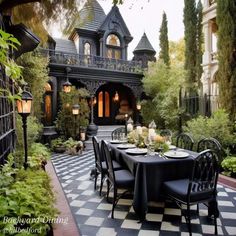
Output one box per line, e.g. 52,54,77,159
54,147,66,153
218,174,236,190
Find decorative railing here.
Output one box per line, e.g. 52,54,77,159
39,48,143,73
211,52,218,61
209,0,216,6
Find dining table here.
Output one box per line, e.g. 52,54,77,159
108,141,199,220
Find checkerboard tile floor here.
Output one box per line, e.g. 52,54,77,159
51,151,236,236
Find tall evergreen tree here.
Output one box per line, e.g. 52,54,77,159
183,0,197,90
217,0,236,121
196,0,203,85
159,12,170,66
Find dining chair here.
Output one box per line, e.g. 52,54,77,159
101,140,135,218
92,136,121,196
111,127,126,140
176,133,194,151
162,149,219,235
197,137,223,162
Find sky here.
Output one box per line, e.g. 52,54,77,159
51,0,185,60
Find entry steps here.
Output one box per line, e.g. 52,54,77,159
84,125,124,150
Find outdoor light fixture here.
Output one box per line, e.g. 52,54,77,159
113,91,119,102
127,117,134,132
63,67,72,93
136,102,141,126
93,97,97,105
72,104,80,139
16,90,33,170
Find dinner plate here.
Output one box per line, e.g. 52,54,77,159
110,140,127,144
168,145,176,150
125,148,147,155
117,144,136,149
164,150,189,159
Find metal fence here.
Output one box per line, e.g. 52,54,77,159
0,66,15,165
182,93,219,118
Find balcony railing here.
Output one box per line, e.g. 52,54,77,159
39,48,143,73
209,0,216,6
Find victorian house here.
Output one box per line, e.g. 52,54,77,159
42,0,156,135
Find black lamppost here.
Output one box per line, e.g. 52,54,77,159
72,104,80,140
63,67,72,93
87,95,98,137
136,102,141,126
16,90,33,170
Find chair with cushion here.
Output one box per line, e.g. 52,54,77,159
111,127,126,140
176,133,194,151
197,137,223,162
92,136,121,196
163,150,219,235
101,140,135,218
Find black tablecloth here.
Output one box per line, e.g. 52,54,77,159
109,144,198,220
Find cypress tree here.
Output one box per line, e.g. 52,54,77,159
217,0,236,121
183,0,197,90
159,12,170,66
196,0,203,85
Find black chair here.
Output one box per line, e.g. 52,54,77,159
92,136,121,196
197,137,223,162
176,133,194,151
163,150,219,235
101,140,134,218
111,127,126,140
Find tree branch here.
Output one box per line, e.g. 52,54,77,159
0,0,41,12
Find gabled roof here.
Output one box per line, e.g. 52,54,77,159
133,33,155,53
53,38,76,53
77,0,106,32
98,5,132,39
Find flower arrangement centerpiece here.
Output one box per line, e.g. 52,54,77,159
153,135,169,153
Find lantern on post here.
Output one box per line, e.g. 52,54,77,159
63,67,72,93
16,90,33,170
72,104,80,139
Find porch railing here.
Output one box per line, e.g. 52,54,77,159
39,48,143,73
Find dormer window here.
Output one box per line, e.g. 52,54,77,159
84,42,91,55
106,34,121,59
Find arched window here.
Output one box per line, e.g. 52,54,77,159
45,82,52,92
44,82,53,125
106,34,120,46
84,42,91,55
106,34,121,59
98,91,110,118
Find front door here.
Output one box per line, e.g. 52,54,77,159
95,90,112,125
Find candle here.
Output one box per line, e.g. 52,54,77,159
136,126,142,135
127,123,133,132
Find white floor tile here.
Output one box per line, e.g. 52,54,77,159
161,221,179,231
76,208,94,216
84,217,104,226
121,219,142,230
138,230,159,236
146,213,163,222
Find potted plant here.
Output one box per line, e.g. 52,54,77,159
51,138,66,153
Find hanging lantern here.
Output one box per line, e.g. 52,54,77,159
63,67,72,93
113,91,119,102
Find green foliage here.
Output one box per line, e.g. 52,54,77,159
196,0,203,85
56,87,90,139
169,38,185,65
17,51,50,119
51,138,66,150
216,0,236,121
28,143,51,170
159,12,170,66
141,61,186,130
16,115,43,151
65,138,84,155
184,109,235,148
221,157,236,177
183,0,197,89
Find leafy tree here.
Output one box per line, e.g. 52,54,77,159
17,51,50,119
0,0,123,42
169,38,185,65
183,0,197,91
141,61,186,130
56,87,90,139
217,0,236,121
159,12,170,67
196,0,203,85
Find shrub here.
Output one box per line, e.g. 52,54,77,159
221,157,236,177
184,109,235,149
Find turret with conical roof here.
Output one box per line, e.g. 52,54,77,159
133,32,156,67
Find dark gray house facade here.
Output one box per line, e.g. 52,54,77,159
42,0,156,128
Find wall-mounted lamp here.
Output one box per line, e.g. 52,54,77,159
63,67,72,93
113,91,119,102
